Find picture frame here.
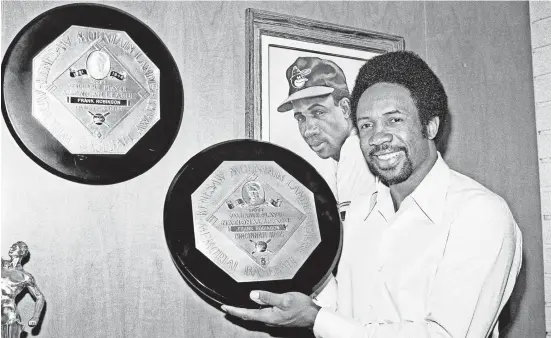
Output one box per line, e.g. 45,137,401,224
245,8,405,191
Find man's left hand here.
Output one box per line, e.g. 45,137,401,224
221,291,320,328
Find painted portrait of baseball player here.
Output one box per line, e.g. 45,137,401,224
261,37,380,220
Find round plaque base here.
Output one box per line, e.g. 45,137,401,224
164,140,342,308
1,4,183,184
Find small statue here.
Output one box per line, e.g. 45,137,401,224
1,242,45,338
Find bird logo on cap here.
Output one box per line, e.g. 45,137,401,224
290,66,311,89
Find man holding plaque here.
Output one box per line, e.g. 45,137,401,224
222,51,523,338
277,57,375,221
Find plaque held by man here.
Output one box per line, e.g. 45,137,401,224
164,140,342,308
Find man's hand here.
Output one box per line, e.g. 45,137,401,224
221,290,321,328
28,317,39,327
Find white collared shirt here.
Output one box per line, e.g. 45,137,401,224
313,154,522,338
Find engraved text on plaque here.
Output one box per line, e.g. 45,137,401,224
32,26,160,154
191,161,321,282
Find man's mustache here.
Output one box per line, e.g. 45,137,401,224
369,143,406,157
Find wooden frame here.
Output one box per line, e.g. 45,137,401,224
245,8,405,140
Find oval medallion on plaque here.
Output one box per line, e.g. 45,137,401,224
1,4,183,184
164,140,342,307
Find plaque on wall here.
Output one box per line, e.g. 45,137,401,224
164,140,342,308
1,4,183,184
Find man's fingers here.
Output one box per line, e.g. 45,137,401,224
221,305,276,324
250,290,288,308
221,305,250,319
249,291,268,305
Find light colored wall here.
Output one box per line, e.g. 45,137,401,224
1,1,544,337
530,1,551,336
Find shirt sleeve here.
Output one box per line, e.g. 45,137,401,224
312,275,338,309
312,194,522,338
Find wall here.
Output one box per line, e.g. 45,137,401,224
1,1,544,337
530,0,551,335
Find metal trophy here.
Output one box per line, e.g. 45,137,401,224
1,4,183,184
1,242,45,338
164,140,342,307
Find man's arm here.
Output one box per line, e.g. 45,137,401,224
223,195,522,338
26,274,45,327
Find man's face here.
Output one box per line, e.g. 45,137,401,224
245,182,264,205
292,95,350,161
356,83,432,185
8,244,24,258
249,189,260,202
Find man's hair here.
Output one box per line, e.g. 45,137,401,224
350,51,449,144
326,90,350,114
332,90,350,106
14,241,29,257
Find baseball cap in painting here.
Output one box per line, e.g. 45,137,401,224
277,57,349,112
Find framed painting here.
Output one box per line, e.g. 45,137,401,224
245,8,404,193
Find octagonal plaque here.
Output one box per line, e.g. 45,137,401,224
32,26,159,154
191,161,321,283
164,140,342,308
2,4,183,184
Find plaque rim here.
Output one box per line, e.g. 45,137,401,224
1,3,184,185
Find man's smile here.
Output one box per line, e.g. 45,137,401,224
370,149,404,169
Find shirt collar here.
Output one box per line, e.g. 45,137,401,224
409,152,450,224
368,152,450,224
369,179,392,221
335,129,359,162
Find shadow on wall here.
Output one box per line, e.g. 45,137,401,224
224,314,315,338
498,253,527,337
437,109,452,157
18,302,47,338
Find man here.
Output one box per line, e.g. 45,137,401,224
242,181,265,206
222,51,523,337
277,57,375,220
2,241,45,338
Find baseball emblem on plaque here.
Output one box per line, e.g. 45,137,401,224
165,140,342,307
2,4,183,184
